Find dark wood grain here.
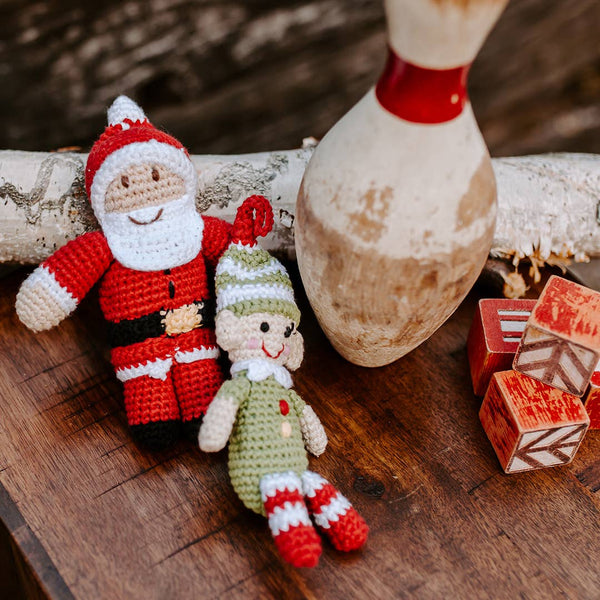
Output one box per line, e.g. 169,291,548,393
1,266,600,599
0,0,599,157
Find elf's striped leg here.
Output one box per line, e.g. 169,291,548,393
301,471,368,552
260,472,322,568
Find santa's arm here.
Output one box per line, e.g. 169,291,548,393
16,231,113,332
201,216,233,270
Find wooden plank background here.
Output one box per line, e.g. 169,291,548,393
0,0,599,156
1,269,600,598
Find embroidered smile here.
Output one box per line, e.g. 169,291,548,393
262,342,284,359
128,208,163,225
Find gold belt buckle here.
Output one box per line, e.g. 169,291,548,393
162,303,203,335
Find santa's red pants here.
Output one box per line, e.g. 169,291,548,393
110,328,223,426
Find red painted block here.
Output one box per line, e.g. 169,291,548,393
513,276,600,397
467,299,537,396
583,368,600,429
480,370,589,473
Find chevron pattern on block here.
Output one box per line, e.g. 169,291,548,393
507,424,587,473
480,370,589,474
514,326,597,396
513,276,600,397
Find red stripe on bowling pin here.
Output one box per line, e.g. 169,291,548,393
376,47,470,124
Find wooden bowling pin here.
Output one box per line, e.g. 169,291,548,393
295,0,509,367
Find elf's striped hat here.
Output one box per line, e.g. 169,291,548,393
215,196,300,323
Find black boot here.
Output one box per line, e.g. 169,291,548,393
181,417,203,442
130,420,180,451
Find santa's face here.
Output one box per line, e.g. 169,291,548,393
101,162,204,272
105,163,185,214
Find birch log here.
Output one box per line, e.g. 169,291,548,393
0,149,599,265
492,153,600,264
0,145,315,263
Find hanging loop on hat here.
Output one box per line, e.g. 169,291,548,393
231,195,274,246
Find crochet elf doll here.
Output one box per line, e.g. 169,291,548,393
198,211,368,568
15,95,266,451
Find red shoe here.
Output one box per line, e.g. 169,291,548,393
260,472,322,568
302,471,368,552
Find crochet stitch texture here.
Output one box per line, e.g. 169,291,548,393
199,201,368,567
15,96,271,451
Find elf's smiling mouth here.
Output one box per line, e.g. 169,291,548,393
128,208,163,225
262,342,284,359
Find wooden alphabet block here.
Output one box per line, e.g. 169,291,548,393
480,370,589,473
513,275,600,397
583,368,600,429
467,298,537,396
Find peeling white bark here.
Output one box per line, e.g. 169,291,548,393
0,144,316,263
492,153,600,264
0,148,598,265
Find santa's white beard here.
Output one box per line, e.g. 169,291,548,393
101,195,204,271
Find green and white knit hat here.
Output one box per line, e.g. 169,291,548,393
215,242,301,324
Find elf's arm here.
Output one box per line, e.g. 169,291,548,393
16,231,113,332
198,378,250,452
290,390,328,457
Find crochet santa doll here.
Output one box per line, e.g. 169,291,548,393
16,95,266,451
198,213,368,567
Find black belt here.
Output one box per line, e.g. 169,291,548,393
107,300,213,348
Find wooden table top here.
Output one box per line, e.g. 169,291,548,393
1,267,599,599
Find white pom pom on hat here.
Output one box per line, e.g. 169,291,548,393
106,95,147,130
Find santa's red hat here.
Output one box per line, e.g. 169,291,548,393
85,96,197,218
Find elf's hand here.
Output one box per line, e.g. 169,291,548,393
16,267,76,332
198,394,239,452
300,405,328,456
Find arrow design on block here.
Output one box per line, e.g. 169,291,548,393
515,328,596,395
507,424,588,473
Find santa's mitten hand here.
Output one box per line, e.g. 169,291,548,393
198,394,238,452
16,266,76,332
231,195,274,246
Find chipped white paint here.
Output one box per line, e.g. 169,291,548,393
299,92,490,259
294,0,507,366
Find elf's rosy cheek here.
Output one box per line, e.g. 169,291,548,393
282,345,291,357
246,337,260,350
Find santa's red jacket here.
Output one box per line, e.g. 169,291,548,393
42,216,231,378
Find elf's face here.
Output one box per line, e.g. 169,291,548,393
216,310,304,370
